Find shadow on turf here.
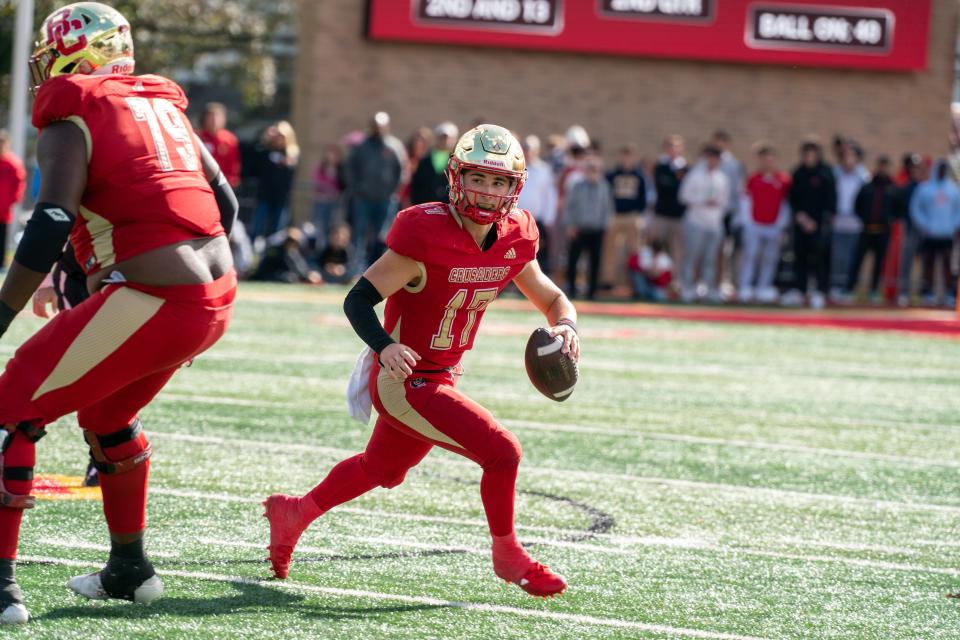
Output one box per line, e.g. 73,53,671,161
34,579,450,622
435,474,616,542
140,478,614,571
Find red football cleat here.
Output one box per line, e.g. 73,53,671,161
262,494,308,579
510,562,567,597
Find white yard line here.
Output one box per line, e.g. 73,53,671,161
349,536,485,555
733,549,960,577
775,537,921,557
198,538,338,556
158,394,301,409
35,538,179,558
18,554,770,640
913,539,960,549
503,419,960,468
151,431,351,457
147,399,960,468
146,431,960,515
145,487,960,576
201,351,354,366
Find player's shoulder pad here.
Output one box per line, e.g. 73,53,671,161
130,74,189,110
394,203,451,230
507,208,539,242
386,203,449,261
32,75,87,129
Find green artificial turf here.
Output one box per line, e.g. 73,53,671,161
3,282,957,639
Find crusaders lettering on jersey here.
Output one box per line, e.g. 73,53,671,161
448,266,511,283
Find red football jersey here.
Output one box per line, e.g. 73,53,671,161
384,204,539,371
746,171,791,226
32,73,223,274
198,128,241,188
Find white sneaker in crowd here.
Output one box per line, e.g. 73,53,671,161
809,291,826,310
755,287,779,304
706,289,724,304
780,289,804,307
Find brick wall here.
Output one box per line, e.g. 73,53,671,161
291,0,958,220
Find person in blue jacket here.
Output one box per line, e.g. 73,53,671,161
909,160,960,306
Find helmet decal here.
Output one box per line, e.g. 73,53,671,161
46,9,88,57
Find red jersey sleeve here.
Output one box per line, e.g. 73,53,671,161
519,208,540,259
386,206,433,262
32,75,86,129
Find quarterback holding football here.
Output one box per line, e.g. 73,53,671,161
265,124,580,597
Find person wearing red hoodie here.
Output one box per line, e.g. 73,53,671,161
738,144,790,303
0,131,25,270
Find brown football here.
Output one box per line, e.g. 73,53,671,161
524,328,578,402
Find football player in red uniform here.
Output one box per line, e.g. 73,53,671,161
0,3,238,623
264,125,580,597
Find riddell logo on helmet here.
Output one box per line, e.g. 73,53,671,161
111,62,133,73
482,159,506,168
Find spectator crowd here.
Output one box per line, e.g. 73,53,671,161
5,107,960,310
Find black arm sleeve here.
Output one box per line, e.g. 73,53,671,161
343,277,395,354
210,171,239,236
14,202,76,274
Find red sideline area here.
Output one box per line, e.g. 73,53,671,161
498,299,960,338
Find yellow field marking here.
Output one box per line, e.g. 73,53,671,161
33,475,101,501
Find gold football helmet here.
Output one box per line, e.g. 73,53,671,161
446,124,526,224
28,2,135,90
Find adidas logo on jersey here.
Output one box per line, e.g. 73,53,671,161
44,207,71,222
503,247,516,260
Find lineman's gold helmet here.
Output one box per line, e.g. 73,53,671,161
446,124,526,224
28,2,134,91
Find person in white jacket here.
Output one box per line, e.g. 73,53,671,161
679,146,730,301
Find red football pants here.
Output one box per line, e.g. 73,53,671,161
308,367,522,536
0,270,236,559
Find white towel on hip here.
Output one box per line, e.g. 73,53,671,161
346,346,376,424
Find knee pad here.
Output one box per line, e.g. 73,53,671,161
84,419,152,475
0,423,45,510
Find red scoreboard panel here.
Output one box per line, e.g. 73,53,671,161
366,0,930,72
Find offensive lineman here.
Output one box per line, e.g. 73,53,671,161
264,125,580,597
0,2,238,623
